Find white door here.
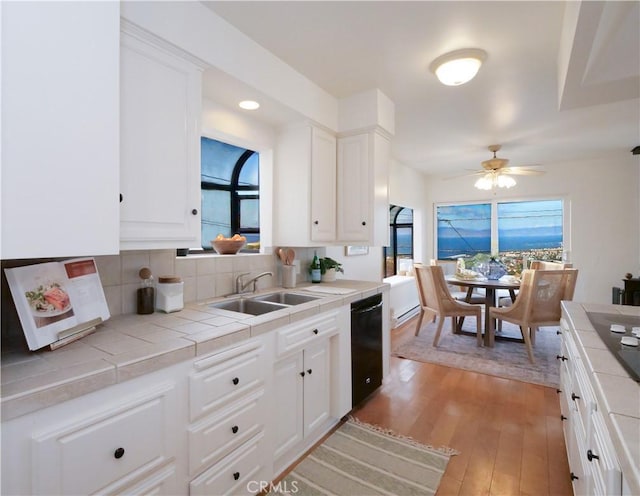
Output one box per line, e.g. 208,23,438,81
273,353,304,461
303,341,331,437
310,127,337,242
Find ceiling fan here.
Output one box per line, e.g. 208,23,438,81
471,145,544,190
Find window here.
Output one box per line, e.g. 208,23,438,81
384,205,414,277
201,137,259,251
436,199,564,265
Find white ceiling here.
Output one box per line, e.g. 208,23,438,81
201,1,640,176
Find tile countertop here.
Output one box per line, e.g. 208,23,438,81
1,280,388,422
561,301,640,495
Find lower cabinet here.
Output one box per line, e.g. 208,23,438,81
1,304,358,495
559,317,623,496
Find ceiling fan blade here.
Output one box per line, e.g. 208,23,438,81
501,167,545,176
444,170,487,180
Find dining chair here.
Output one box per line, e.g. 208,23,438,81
496,261,574,331
430,259,485,303
489,268,579,363
413,264,483,347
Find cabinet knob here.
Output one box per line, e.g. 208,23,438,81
556,354,568,362
571,392,581,401
231,425,239,434
114,447,125,459
300,371,305,377
314,220,319,225
232,377,240,386
312,328,319,335
586,449,599,462
556,388,562,394
560,415,567,421
556,330,562,335
361,221,366,226
307,368,313,375
570,472,579,481
119,193,123,203
191,209,198,215
233,472,240,481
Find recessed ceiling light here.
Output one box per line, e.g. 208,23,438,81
429,48,487,86
239,100,260,110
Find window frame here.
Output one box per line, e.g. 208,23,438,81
434,196,570,262
384,205,414,277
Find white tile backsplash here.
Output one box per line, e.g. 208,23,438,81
92,250,278,316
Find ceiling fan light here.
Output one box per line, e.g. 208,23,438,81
430,48,487,86
497,175,516,188
474,174,494,190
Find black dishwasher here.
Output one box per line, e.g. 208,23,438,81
351,293,383,407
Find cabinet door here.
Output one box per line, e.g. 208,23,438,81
273,353,304,461
337,131,390,245
120,30,202,250
303,340,331,437
310,127,337,242
1,1,120,258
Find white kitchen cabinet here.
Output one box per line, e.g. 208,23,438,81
337,129,391,246
120,25,203,250
274,123,337,246
1,1,120,259
1,363,188,496
559,316,623,496
273,340,330,469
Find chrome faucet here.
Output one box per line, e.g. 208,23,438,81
236,271,273,294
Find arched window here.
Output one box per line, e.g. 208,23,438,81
384,205,413,277
201,137,259,251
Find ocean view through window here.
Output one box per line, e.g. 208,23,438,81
384,205,413,277
437,199,564,269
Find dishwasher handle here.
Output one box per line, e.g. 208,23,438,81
351,301,383,314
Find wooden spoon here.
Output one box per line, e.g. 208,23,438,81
285,248,295,265
277,248,288,264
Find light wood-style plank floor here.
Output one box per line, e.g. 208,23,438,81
351,316,573,496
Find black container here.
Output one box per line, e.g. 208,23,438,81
137,287,155,314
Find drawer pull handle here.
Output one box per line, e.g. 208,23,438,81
570,472,579,481
556,354,568,362
560,415,567,421
231,425,239,434
232,377,240,386
307,368,312,375
571,392,581,401
114,447,125,459
233,472,240,481
587,449,599,462
312,329,319,335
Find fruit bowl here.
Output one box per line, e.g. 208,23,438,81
211,239,246,254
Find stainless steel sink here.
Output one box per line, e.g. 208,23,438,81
209,298,287,315
252,292,320,305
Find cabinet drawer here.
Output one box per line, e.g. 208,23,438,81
588,411,622,495
32,384,174,495
190,432,265,496
189,388,265,476
572,358,595,442
190,341,264,422
276,311,338,357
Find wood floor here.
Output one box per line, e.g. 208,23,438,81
351,317,573,496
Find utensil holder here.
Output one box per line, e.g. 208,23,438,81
282,265,296,288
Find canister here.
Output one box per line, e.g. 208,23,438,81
156,276,184,313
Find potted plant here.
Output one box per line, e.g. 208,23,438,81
319,257,344,282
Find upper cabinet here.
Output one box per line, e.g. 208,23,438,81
274,123,337,246
120,25,203,251
337,130,390,246
1,2,121,259
274,123,390,247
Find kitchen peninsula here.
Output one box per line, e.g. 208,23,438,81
560,301,640,496
1,280,389,495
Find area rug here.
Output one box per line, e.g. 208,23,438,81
392,318,560,388
276,418,456,495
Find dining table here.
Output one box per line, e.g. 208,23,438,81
445,275,521,346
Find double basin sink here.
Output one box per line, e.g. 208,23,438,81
209,291,321,316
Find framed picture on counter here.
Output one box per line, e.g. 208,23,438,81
345,246,369,256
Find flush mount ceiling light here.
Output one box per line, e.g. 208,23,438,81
238,100,260,110
429,48,487,86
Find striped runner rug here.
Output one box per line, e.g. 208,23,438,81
276,418,457,495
